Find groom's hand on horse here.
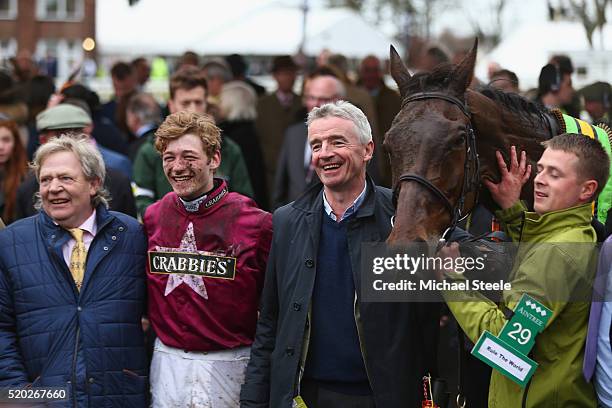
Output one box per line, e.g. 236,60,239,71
483,146,531,210
435,242,460,281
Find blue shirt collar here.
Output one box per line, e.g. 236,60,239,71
323,182,367,222
136,123,156,138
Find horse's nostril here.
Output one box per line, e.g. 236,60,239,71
413,238,427,244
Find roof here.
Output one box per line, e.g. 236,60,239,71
475,21,612,89
96,0,403,59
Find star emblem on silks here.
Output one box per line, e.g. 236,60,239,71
155,222,209,299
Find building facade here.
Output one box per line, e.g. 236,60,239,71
0,0,95,79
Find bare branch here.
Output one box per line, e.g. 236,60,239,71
568,0,597,47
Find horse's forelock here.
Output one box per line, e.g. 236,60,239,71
404,63,457,96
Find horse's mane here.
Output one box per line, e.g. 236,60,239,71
404,64,552,131
478,86,550,126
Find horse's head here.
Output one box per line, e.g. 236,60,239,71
385,40,479,244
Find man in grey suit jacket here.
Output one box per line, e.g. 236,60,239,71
273,74,345,208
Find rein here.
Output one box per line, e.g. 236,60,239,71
392,92,481,238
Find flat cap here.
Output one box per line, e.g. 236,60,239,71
36,104,92,131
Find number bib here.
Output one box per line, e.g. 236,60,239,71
471,294,552,387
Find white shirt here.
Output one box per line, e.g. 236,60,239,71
61,210,97,267
322,182,367,222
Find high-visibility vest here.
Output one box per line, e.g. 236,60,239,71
561,113,612,223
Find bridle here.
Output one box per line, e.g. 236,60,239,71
391,91,481,239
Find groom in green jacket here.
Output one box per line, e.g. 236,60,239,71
440,133,609,407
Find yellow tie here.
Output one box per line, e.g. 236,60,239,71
68,228,87,291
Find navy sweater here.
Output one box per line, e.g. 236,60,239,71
303,211,370,394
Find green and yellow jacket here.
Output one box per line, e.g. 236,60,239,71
445,202,598,408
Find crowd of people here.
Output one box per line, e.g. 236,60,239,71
0,45,611,408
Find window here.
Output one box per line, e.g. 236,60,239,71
36,0,84,21
0,38,17,64
35,38,83,79
0,0,17,20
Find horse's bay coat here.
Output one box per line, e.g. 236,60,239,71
446,201,597,407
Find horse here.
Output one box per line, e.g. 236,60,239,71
384,39,570,245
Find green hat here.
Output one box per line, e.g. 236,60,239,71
579,81,612,105
36,104,92,131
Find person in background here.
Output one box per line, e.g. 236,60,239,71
125,92,161,161
225,53,266,97
536,62,574,111
101,61,138,136
175,51,199,71
358,55,401,187
418,45,450,72
550,55,581,117
218,81,268,209
23,74,55,159
0,116,28,224
10,49,38,83
201,59,232,109
579,81,612,128
255,55,304,200
0,71,29,151
586,233,612,406
45,103,132,179
273,72,345,209
489,69,520,94
327,54,379,138
61,83,130,156
15,104,136,219
131,57,151,91
132,66,253,217
324,56,381,184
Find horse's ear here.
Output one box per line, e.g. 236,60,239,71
390,45,411,97
450,37,478,95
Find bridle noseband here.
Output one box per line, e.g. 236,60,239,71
392,91,481,238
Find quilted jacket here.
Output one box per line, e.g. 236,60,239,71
0,205,148,407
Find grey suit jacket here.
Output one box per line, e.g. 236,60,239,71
273,123,318,209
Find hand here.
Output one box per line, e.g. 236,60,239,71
141,317,150,332
435,242,460,280
483,146,531,210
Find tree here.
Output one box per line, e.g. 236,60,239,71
461,0,508,47
327,0,449,40
569,0,609,48
554,0,611,48
326,0,367,10
375,0,449,40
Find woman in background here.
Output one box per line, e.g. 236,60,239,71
0,116,28,224
219,81,269,210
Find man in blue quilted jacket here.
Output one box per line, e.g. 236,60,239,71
0,135,148,407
